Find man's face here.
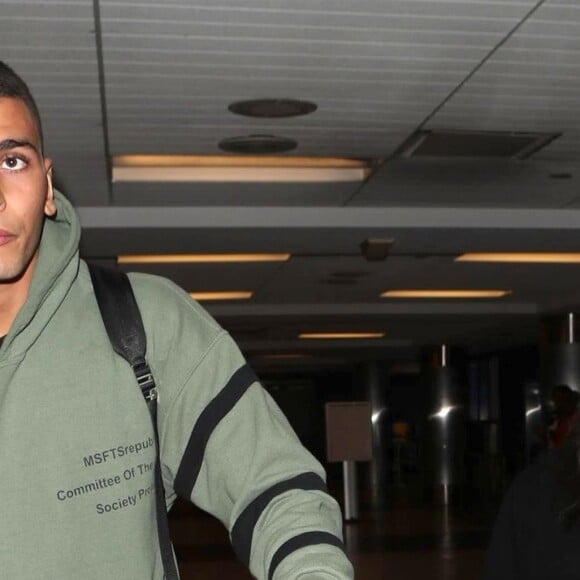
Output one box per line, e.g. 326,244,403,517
0,97,55,283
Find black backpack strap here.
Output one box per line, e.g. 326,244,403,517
88,264,180,580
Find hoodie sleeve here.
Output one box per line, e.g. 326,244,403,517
159,331,354,580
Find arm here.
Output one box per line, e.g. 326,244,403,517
160,332,353,579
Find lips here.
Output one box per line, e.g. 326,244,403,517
0,229,16,246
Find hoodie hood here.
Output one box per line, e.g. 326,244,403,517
2,190,80,358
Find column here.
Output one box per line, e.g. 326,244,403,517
541,313,580,397
358,361,389,505
424,345,466,505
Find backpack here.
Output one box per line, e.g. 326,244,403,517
88,264,179,580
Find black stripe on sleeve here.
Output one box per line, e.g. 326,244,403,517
231,472,328,566
174,363,257,499
268,531,345,580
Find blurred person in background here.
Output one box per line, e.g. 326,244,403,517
483,384,580,579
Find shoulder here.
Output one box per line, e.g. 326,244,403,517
124,273,248,423
127,272,221,331
126,272,226,361
80,265,219,336
82,265,236,385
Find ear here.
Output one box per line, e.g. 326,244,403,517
43,158,57,217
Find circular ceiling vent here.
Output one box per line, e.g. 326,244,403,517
228,98,317,118
218,134,297,154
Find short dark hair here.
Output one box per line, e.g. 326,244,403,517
0,61,44,152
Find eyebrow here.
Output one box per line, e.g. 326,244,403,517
0,138,39,155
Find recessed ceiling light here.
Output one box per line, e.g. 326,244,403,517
457,253,580,263
381,290,510,298
189,291,253,301
219,134,297,154
299,332,385,339
118,253,291,264
228,98,317,118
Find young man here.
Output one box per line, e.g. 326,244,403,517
0,61,353,579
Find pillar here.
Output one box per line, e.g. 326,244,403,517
541,313,580,397
358,361,389,505
424,345,466,504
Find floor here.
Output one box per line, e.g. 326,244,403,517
169,497,489,579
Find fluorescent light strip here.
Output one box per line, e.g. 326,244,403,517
457,253,580,263
189,291,253,301
115,155,369,169
118,253,290,264
299,332,385,339
112,155,372,183
381,290,510,298
113,166,368,183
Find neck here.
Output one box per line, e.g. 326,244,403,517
0,255,38,336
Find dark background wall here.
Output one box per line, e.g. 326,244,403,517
259,345,540,512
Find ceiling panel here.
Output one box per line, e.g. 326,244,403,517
353,158,580,208
100,0,538,161
427,0,580,164
2,1,109,205
250,255,580,310
117,261,284,293
113,181,362,206
224,312,539,350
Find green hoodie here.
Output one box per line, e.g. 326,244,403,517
0,192,353,579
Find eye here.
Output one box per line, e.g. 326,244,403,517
1,155,28,171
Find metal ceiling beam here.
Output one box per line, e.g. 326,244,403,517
77,205,580,230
